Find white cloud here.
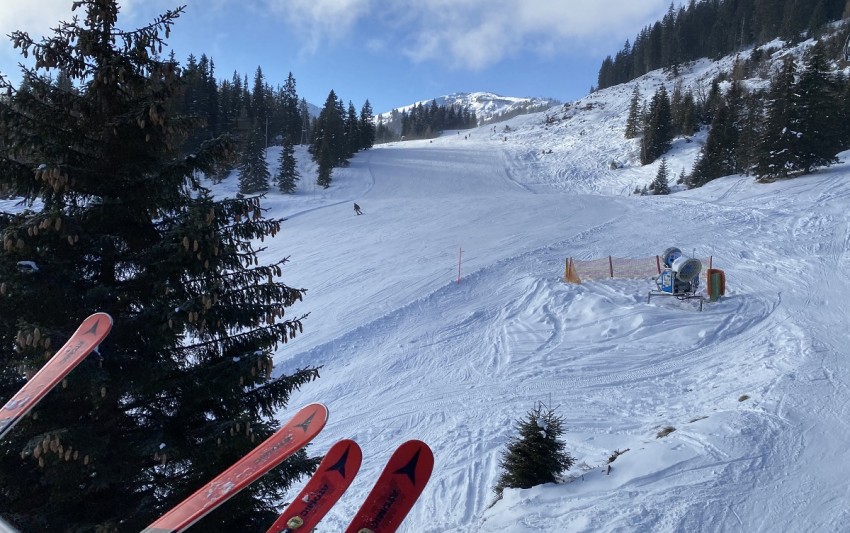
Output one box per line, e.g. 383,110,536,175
258,0,672,69
0,0,173,74
0,1,72,40
264,0,372,56
0,1,75,75
401,0,672,70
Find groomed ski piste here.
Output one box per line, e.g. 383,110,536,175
5,43,850,532
250,50,850,533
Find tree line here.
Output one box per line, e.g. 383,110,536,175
597,0,849,91
374,100,478,142
174,57,376,192
630,38,850,195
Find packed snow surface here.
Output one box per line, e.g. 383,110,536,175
236,68,850,532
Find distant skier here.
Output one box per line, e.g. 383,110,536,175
354,202,363,215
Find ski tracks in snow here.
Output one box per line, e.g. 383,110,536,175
268,136,850,532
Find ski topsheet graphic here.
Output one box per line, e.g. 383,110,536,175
142,403,329,533
267,439,362,533
0,312,113,439
344,440,434,533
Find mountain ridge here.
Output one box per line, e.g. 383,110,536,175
377,91,561,126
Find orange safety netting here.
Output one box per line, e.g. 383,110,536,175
564,256,713,284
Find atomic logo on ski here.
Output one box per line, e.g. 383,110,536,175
267,439,362,533
393,449,423,485
295,411,319,433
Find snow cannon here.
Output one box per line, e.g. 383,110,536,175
648,247,704,310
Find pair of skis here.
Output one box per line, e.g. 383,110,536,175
0,313,433,532
267,438,433,533
143,405,434,533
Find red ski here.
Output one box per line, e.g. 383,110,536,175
267,439,362,533
142,403,329,533
0,312,113,439
344,440,434,533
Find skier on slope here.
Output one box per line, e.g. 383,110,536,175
354,203,363,215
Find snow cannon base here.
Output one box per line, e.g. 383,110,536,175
647,251,705,311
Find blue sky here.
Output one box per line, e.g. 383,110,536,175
0,1,678,113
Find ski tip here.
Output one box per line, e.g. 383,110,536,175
334,438,361,450
81,312,114,336
301,402,329,419
88,311,114,323
325,439,363,474
394,440,434,486
287,403,329,437
401,439,434,458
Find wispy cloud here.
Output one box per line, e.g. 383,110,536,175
264,0,372,56
261,0,669,69
0,0,226,75
0,1,75,75
0,1,73,41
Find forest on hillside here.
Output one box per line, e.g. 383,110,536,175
605,1,850,194
597,0,850,90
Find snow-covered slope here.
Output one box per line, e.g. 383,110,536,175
213,37,850,533
377,91,560,125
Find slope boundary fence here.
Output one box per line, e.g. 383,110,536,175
564,255,713,284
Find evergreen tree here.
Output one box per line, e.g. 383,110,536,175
691,102,738,187
0,2,319,531
345,100,360,159
242,73,252,124
298,98,311,145
359,100,376,150
794,40,842,172
650,158,671,194
55,69,74,93
840,74,850,150
702,79,724,126
310,90,346,186
239,128,271,193
494,403,574,498
755,56,800,180
735,90,764,175
177,53,219,154
375,115,394,144
780,0,809,42
251,67,269,132
670,80,698,137
625,85,642,139
316,135,334,189
276,135,300,193
640,85,673,165
680,89,699,136
281,73,301,144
